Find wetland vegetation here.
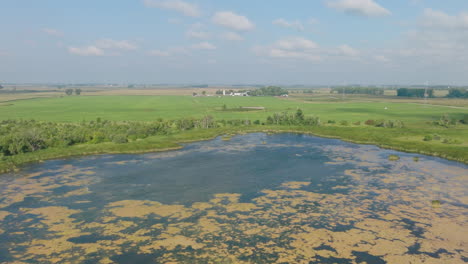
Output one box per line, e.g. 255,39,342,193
0,93,467,172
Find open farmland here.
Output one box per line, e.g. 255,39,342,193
0,95,466,123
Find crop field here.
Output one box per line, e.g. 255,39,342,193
0,95,466,124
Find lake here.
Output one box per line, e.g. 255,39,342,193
0,133,466,263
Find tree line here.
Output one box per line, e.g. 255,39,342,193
4,109,461,158
447,88,468,98
330,87,384,95
215,86,289,96
397,88,434,98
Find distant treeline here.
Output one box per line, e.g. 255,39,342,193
250,86,289,96
447,88,468,98
215,86,289,96
397,88,434,98
331,87,384,95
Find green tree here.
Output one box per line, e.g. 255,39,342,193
295,109,304,121
75,88,82,95
65,88,73,96
202,91,206,96
447,88,468,98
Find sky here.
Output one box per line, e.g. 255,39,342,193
1,0,468,85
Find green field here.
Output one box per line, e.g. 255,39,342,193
1,95,466,124
0,95,467,171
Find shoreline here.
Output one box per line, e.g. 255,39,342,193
1,126,467,174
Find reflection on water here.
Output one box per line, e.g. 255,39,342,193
0,133,466,263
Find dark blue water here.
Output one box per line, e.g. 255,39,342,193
0,133,466,264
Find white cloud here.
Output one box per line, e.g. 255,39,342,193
42,28,63,37
191,42,217,50
420,8,468,29
371,8,468,68
95,39,137,50
68,39,137,56
149,42,215,57
337,44,360,56
374,55,390,62
253,38,366,62
326,0,391,17
272,19,304,31
186,30,210,39
253,37,322,62
149,50,171,57
212,11,254,31
221,32,244,41
149,46,192,57
268,48,322,61
143,0,201,17
68,46,104,56
276,37,319,50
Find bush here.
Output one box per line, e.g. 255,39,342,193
353,121,361,126
111,134,128,144
423,135,433,141
365,120,375,126
327,120,336,124
339,120,349,126
460,115,468,124
442,138,462,144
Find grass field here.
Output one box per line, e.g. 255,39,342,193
0,94,467,171
1,95,466,123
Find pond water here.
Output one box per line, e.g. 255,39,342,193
0,133,466,264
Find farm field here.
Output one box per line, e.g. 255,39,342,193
0,94,467,172
0,95,466,124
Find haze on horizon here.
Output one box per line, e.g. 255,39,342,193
1,0,467,85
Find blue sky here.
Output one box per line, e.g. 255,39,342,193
1,0,467,85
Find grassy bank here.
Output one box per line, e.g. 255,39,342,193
1,124,467,174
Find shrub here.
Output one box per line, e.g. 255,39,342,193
442,138,461,144
461,115,468,124
111,134,128,144
423,135,433,141
327,120,336,124
365,120,375,126
339,120,349,126
353,121,361,126
388,155,400,161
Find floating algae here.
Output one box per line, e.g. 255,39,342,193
0,133,466,264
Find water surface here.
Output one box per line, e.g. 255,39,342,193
0,133,466,263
